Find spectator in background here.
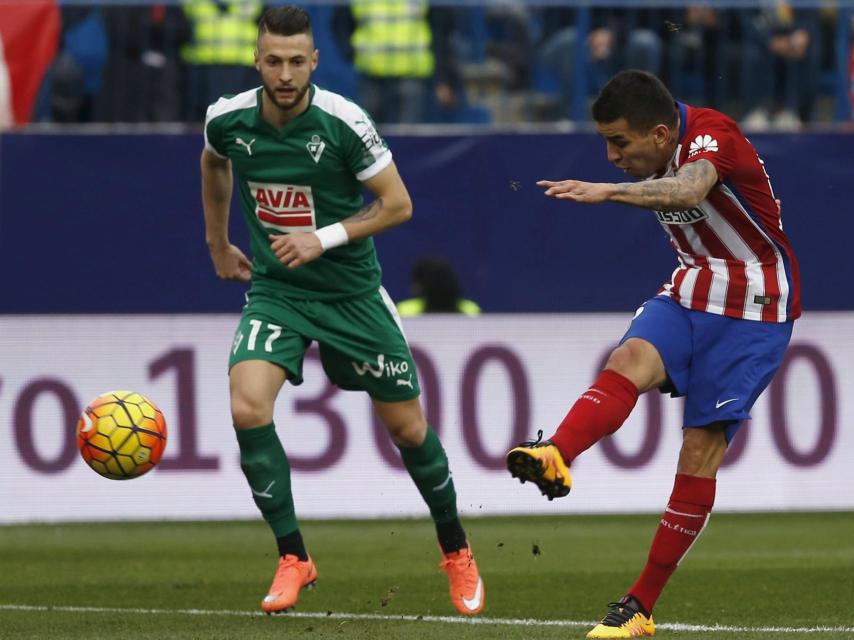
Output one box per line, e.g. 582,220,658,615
538,8,663,119
397,255,481,317
332,1,463,124
181,0,263,121
36,6,108,123
98,4,190,122
665,7,725,109
482,3,534,93
741,4,821,130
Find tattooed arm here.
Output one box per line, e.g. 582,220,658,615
610,160,719,210
538,159,719,212
269,161,412,268
340,160,413,241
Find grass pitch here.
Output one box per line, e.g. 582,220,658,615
1,513,852,639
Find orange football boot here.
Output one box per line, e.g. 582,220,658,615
439,544,485,615
261,554,318,614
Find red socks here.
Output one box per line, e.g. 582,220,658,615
549,370,639,462
628,474,717,614
550,372,716,615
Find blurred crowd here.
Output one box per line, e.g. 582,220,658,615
8,1,854,129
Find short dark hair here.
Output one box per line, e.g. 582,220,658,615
592,70,678,132
258,5,312,38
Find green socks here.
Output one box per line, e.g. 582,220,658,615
237,422,461,549
399,426,459,524
235,422,298,537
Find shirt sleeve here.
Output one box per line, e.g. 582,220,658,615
681,117,739,183
341,110,393,182
203,101,228,159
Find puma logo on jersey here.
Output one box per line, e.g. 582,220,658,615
306,135,326,163
688,134,718,157
396,375,414,389
236,137,256,155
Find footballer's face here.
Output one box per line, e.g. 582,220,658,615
596,118,674,179
255,30,318,118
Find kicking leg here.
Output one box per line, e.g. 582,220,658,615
507,338,667,499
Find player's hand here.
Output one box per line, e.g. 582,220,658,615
537,179,614,204
208,243,252,282
269,232,323,269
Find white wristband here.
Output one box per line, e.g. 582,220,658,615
314,222,349,251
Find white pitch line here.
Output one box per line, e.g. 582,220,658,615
1,604,852,635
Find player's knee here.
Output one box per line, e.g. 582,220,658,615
604,339,665,392
387,417,428,448
604,343,635,374
231,391,274,429
604,342,647,384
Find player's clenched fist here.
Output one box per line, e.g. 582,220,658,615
537,179,614,204
269,232,324,269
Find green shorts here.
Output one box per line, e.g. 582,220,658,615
228,286,421,402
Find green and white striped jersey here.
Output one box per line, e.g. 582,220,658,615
204,84,391,300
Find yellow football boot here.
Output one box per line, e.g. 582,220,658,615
505,430,572,500
587,596,655,638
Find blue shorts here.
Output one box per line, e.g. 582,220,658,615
621,296,793,442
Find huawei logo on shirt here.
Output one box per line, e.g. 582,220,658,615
688,134,719,158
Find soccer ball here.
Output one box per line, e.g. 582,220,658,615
76,390,167,480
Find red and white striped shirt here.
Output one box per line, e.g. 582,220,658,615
655,102,800,322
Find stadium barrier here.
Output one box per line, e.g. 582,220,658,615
1,312,850,523
0,131,851,313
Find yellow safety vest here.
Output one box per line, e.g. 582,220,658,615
182,0,261,66
397,297,481,317
351,0,434,78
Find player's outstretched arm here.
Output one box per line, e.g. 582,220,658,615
538,159,719,212
609,159,718,210
537,179,616,204
269,161,412,269
201,149,252,282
